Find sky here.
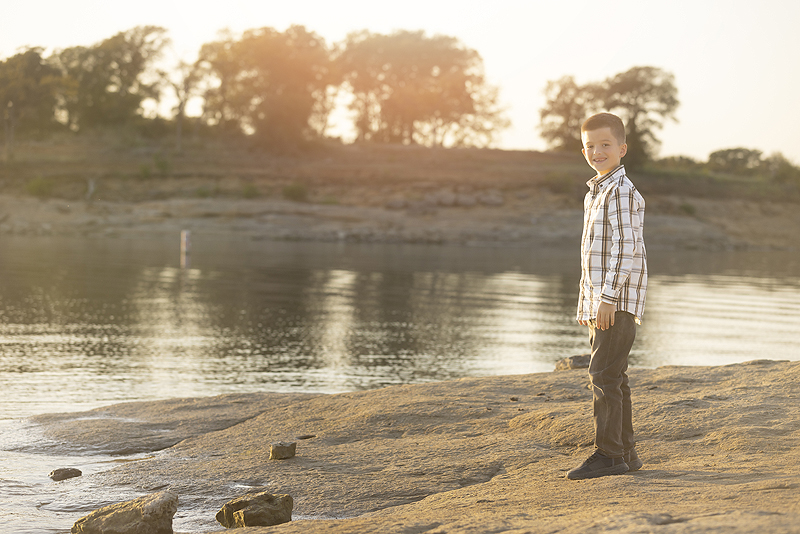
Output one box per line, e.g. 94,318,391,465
2,0,799,163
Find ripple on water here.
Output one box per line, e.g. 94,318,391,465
0,419,157,533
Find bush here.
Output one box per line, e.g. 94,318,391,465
540,172,584,197
139,164,152,180
657,155,703,172
679,202,696,216
282,183,308,202
26,177,54,197
763,153,800,184
153,153,171,175
242,184,259,199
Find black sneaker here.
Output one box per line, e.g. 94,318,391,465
624,448,643,472
567,450,628,480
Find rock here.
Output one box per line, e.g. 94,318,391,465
385,198,406,210
71,491,177,534
406,201,437,216
456,193,477,207
270,441,297,460
49,467,82,481
424,190,457,207
62,361,800,534
478,190,504,206
215,491,293,528
555,354,591,371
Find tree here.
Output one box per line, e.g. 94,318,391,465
600,66,679,166
0,48,61,159
52,26,169,130
539,76,599,153
539,66,679,166
337,30,507,147
762,152,800,184
707,147,763,175
198,25,336,147
160,59,203,152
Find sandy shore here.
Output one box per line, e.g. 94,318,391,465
2,192,799,251
32,359,800,533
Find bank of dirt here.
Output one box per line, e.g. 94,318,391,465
0,190,798,252
2,142,798,251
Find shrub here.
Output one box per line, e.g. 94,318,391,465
242,184,259,199
153,154,171,175
541,172,584,197
139,164,152,180
26,177,54,197
282,183,308,202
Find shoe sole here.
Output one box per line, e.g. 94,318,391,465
567,463,629,480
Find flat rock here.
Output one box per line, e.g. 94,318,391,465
27,392,319,455
34,360,800,533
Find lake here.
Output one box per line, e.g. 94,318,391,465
1,235,799,532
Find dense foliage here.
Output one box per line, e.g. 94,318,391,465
540,66,680,167
1,26,798,183
0,25,506,153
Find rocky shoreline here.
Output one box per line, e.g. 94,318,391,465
32,359,800,533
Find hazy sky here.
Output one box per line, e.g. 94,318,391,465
2,0,799,162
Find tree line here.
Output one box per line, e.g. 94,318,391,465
538,66,800,182
1,25,798,183
0,25,507,154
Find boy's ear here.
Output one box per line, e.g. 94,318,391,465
619,144,628,158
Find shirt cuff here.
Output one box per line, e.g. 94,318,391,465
600,293,618,305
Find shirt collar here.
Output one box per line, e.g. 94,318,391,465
587,165,625,191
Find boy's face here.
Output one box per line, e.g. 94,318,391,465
581,127,627,176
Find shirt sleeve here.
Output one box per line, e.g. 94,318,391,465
600,185,636,305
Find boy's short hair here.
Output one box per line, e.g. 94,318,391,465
581,113,626,145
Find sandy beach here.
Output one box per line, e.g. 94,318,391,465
32,359,800,533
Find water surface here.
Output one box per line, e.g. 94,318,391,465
1,235,799,532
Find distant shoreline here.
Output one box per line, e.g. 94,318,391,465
2,142,798,251
1,193,797,252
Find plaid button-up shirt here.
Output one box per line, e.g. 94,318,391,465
577,165,648,324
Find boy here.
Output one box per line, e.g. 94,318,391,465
567,112,648,480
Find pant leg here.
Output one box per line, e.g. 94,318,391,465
588,311,637,458
621,362,634,453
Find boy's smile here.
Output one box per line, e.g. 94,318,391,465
581,127,627,175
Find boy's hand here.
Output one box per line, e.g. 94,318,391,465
596,301,616,330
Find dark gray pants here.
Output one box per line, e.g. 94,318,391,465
588,311,637,458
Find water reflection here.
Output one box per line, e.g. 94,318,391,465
0,236,798,422
636,274,800,367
